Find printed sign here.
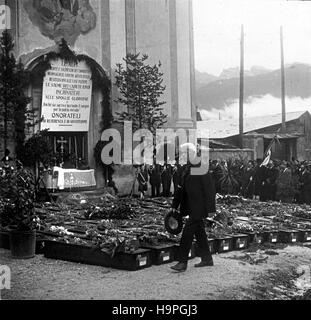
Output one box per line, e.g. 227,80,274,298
41,59,92,132
161,251,170,262
223,241,229,251
138,255,147,267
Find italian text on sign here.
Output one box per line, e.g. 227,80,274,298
40,59,93,132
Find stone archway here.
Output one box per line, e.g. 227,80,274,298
24,51,111,176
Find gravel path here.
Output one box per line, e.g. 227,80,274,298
1,244,311,300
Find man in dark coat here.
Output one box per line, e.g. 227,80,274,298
211,160,222,194
172,162,182,194
170,159,216,272
260,161,279,202
240,161,255,199
148,164,161,197
137,165,148,199
276,162,294,203
301,164,311,205
253,159,264,199
161,163,172,197
268,161,279,201
1,149,14,169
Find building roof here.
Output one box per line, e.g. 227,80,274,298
197,111,309,139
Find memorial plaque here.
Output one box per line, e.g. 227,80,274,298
41,59,93,132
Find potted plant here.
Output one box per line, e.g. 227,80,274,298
0,162,38,258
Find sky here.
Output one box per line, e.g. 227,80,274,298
193,0,311,76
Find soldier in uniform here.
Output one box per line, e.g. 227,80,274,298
137,165,148,199
148,164,161,197
301,164,311,205
240,161,255,199
161,163,172,197
260,161,279,202
276,162,294,203
253,159,264,200
172,162,182,195
210,160,222,194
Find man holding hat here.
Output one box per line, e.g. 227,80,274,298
169,143,216,272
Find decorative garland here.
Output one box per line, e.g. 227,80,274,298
31,39,111,92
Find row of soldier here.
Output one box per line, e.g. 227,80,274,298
210,158,311,205
136,163,183,199
135,158,311,205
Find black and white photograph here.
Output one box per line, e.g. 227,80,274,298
1,0,311,307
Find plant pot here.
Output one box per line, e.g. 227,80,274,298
10,230,36,259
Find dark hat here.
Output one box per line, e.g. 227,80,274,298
164,210,183,235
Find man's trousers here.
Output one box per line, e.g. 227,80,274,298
179,218,212,263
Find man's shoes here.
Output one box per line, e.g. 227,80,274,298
171,262,187,272
194,260,214,267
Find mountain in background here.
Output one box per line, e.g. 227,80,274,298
196,63,311,111
218,65,272,80
195,70,218,89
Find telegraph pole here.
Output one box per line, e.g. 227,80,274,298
239,25,244,148
280,26,286,132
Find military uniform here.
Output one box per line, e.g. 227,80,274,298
161,164,172,197
148,164,161,197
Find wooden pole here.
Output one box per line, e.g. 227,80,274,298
280,26,286,132
239,25,244,149
4,103,7,153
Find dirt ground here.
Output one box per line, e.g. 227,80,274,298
1,243,311,300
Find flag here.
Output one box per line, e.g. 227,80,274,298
260,149,271,167
260,133,278,167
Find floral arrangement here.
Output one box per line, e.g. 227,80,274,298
0,163,38,231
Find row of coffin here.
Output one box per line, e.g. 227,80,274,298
1,229,311,271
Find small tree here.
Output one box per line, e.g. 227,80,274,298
114,53,167,134
19,130,54,171
0,30,33,159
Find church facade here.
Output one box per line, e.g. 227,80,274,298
0,0,196,190
1,0,196,186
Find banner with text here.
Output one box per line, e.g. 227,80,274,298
41,59,93,132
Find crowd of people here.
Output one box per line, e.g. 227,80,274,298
135,157,311,205
135,163,182,199
210,158,311,205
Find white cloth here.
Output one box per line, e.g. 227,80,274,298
53,166,96,190
260,149,271,167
